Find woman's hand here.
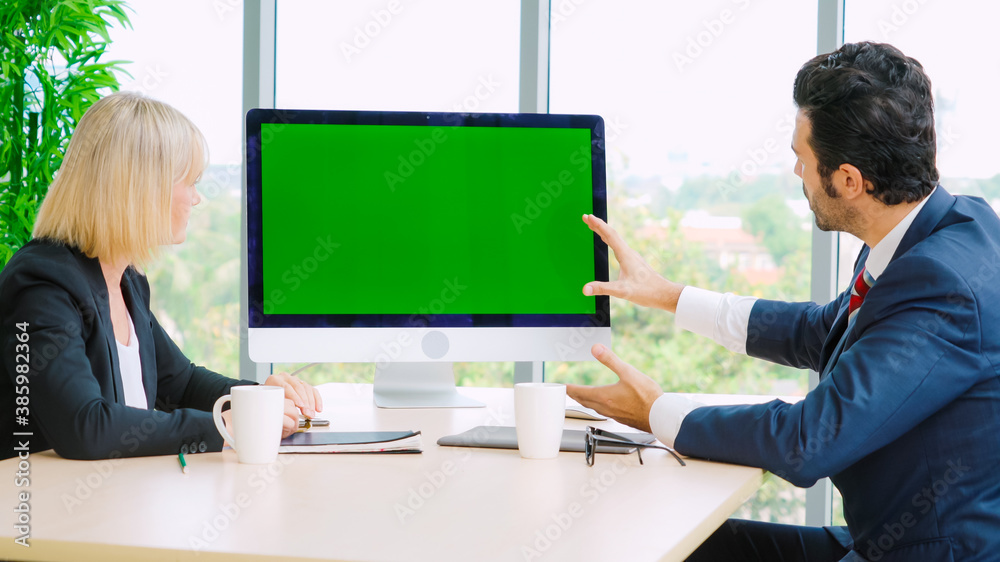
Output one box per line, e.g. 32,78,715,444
219,399,302,441
281,399,299,438
264,373,324,418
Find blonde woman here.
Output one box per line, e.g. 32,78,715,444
0,92,321,460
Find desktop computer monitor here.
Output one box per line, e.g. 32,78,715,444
245,109,611,407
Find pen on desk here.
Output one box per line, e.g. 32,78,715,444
178,452,188,474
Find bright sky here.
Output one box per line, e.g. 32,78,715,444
106,0,244,166
548,0,815,184
104,0,1000,182
846,0,1000,179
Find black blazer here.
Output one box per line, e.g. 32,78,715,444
0,239,255,460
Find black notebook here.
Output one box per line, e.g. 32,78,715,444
279,430,422,454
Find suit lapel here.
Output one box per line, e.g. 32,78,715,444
819,247,869,376
80,251,124,403
820,186,954,377
821,308,850,376
121,269,157,409
890,186,955,263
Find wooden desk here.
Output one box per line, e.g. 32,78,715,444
1,384,767,562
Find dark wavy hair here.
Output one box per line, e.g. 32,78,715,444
793,42,939,205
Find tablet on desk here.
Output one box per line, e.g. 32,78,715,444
437,426,654,453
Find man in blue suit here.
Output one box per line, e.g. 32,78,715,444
568,41,1000,561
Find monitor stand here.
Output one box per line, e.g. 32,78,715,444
373,362,485,408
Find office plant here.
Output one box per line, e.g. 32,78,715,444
0,0,131,269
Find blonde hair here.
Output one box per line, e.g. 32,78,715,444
33,91,208,268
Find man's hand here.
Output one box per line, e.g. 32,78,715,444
566,344,664,433
264,373,323,418
581,214,685,313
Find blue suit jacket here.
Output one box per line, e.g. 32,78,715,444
675,187,1000,561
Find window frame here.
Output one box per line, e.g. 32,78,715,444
241,0,845,525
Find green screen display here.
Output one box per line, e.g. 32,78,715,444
261,123,595,315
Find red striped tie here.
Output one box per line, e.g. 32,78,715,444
848,267,875,322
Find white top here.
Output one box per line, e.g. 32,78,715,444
115,309,148,409
649,189,936,447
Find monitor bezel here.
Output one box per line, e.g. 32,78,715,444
245,108,610,331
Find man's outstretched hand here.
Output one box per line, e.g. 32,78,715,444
581,214,685,313
566,344,664,433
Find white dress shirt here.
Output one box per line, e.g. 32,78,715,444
116,309,148,410
648,188,936,447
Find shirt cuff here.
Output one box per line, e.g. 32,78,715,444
648,393,704,448
675,286,722,340
675,286,757,355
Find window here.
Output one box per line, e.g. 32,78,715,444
548,0,818,525
273,0,521,386
829,0,1000,526
107,0,245,378
837,0,1000,289
549,0,817,398
275,0,519,113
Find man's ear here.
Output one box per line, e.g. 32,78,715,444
836,163,867,200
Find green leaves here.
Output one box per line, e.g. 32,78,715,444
742,192,810,265
0,0,132,270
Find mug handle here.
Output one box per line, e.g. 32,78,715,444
212,394,236,451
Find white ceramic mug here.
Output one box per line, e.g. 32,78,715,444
514,382,566,459
212,386,285,464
